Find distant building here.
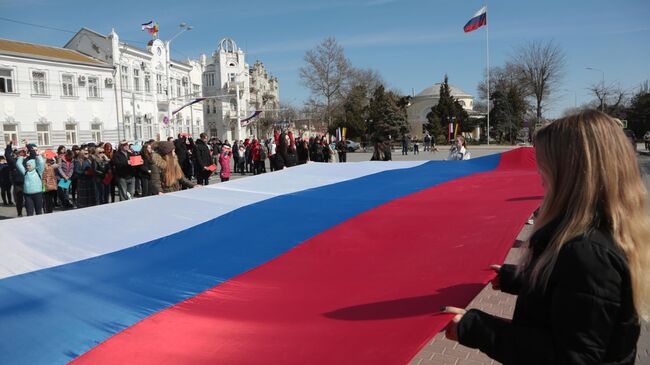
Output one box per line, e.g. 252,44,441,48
202,38,250,141
0,38,117,148
66,28,204,140
249,60,280,120
406,83,475,139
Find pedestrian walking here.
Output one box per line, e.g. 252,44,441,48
401,135,409,155
442,110,650,365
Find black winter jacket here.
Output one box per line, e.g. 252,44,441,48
458,220,640,365
4,144,24,185
110,150,134,179
193,139,212,170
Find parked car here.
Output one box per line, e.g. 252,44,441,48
345,140,360,152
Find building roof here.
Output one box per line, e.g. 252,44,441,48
0,38,109,67
416,83,472,98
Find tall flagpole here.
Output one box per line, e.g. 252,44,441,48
486,4,490,145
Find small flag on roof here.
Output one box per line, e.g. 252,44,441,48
464,6,487,33
141,21,159,36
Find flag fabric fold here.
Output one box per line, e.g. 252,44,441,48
464,6,487,32
240,110,263,126
172,97,206,115
0,149,542,365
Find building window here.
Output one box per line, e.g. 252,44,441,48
135,117,143,140
37,124,50,146
88,77,99,98
3,124,17,144
61,74,74,96
205,73,215,87
156,74,163,94
91,123,102,142
176,78,181,98
133,69,140,91
0,69,14,93
144,73,151,93
123,115,132,140
121,66,129,90
32,71,47,95
212,101,217,114
228,73,236,82
193,83,199,95
144,116,153,139
170,78,176,98
65,123,77,144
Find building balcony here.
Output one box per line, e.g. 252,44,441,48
225,81,245,92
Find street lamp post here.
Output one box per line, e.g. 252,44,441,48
165,22,192,137
586,67,605,112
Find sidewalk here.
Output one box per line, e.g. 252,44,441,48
409,224,650,365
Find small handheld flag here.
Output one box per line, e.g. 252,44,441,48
464,6,487,33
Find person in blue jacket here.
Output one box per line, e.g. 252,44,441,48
16,150,44,216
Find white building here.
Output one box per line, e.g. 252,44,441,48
202,37,252,141
249,60,280,118
406,83,475,139
0,38,118,148
65,28,204,141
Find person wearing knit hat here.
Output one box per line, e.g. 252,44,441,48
156,141,175,156
150,141,196,194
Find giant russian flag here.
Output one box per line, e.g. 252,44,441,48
464,6,487,33
0,148,542,365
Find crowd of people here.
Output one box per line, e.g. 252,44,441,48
0,131,363,217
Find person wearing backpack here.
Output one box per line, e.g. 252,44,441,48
16,148,44,216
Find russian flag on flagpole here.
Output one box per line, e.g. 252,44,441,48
463,6,487,33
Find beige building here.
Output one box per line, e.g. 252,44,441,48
406,83,474,139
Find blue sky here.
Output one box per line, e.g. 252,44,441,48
1,0,649,117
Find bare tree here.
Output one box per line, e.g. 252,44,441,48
513,40,566,120
347,68,384,99
587,82,626,112
299,38,351,127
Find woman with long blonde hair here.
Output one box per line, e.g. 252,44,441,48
150,141,196,194
443,110,649,364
